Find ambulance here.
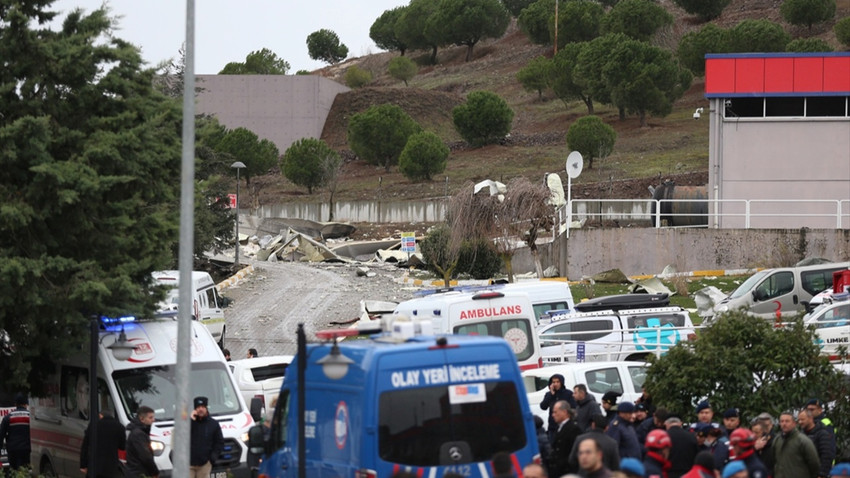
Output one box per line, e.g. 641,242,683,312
391,290,543,370
153,270,227,348
249,325,541,478
29,315,255,478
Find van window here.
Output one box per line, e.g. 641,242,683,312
753,272,794,301
730,270,770,299
378,381,526,466
625,313,686,329
249,363,289,381
61,367,114,419
540,319,614,345
533,302,572,321
801,268,845,296
522,375,550,394
584,368,623,395
816,303,850,328
454,319,535,361
627,366,647,393
113,361,241,420
204,287,220,309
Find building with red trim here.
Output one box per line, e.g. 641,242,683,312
704,53,850,228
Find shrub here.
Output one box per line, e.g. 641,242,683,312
786,38,833,52
387,56,418,86
457,239,502,279
835,16,850,47
452,90,514,147
398,131,449,181
344,66,372,88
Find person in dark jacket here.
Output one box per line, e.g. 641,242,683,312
799,408,836,478
682,451,717,478
574,383,602,432
190,396,224,478
638,407,668,450
126,406,159,478
0,393,31,471
605,401,641,459
644,429,673,478
569,414,621,472
80,412,127,478
666,416,699,478
729,428,768,478
533,415,552,471
601,391,622,423
540,373,576,441
548,401,582,478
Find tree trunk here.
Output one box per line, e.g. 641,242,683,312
465,43,474,62
584,97,594,115
639,110,647,127
430,46,438,65
327,190,335,221
618,106,626,121
531,247,544,279
502,253,515,283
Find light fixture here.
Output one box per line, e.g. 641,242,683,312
106,328,136,361
316,340,355,380
693,107,704,120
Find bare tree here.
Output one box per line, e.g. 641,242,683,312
494,178,553,281
321,154,343,221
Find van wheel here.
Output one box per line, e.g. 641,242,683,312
218,326,226,349
41,458,58,478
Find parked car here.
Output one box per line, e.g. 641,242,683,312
228,355,293,413
522,361,648,429
804,293,850,362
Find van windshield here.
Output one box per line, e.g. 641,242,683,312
729,270,769,299
378,381,526,466
112,361,241,421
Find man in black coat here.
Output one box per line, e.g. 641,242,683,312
190,396,224,478
569,413,621,472
665,416,699,478
80,412,127,478
540,373,576,441
126,406,159,478
799,408,836,478
574,383,602,432
548,400,582,478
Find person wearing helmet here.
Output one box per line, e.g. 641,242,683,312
729,428,768,478
644,429,673,478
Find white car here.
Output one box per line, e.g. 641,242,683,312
522,361,648,429
228,355,293,413
804,295,850,361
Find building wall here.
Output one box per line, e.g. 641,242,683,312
195,75,349,153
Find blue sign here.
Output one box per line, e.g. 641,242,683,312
576,342,585,362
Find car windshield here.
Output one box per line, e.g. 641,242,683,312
112,361,241,421
729,270,770,299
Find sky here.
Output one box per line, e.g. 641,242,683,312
50,0,409,74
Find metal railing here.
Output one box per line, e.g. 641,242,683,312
539,325,698,364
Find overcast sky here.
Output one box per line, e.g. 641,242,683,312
50,0,408,74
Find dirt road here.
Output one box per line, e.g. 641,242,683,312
220,260,418,358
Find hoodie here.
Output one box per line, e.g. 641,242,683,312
125,418,159,478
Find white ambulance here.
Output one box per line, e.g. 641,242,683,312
390,290,543,370
30,315,255,478
153,270,227,348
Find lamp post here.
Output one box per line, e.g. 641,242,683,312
88,320,135,478
231,161,246,267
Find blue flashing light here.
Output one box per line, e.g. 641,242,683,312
99,315,137,326
432,310,441,316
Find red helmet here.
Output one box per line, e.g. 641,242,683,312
730,428,757,448
646,429,672,449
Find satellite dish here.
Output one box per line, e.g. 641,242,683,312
566,151,584,179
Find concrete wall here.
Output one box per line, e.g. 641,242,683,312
195,75,349,153
508,228,850,279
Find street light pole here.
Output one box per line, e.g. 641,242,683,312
231,161,246,267
297,323,306,478
88,319,98,478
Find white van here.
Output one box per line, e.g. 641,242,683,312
712,262,850,320
390,290,543,370
228,355,292,414
804,293,850,362
30,316,255,478
153,270,227,347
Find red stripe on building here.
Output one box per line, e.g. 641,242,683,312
705,53,850,96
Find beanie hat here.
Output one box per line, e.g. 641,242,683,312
618,401,636,413
695,400,711,413
193,396,209,408
722,460,747,478
723,408,740,419
14,393,28,406
620,457,645,477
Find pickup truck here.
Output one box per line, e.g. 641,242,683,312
228,355,293,414
538,297,695,363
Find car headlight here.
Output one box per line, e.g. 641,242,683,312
151,440,165,457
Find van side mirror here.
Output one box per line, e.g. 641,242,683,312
247,424,266,466
249,397,264,422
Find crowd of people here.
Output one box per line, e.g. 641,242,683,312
527,374,847,478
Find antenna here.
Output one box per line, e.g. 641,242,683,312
565,151,583,237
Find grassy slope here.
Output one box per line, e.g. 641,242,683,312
251,0,850,206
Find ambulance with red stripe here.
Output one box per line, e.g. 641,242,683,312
249,325,541,478
390,290,543,370
29,315,254,478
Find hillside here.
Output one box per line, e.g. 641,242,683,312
250,0,850,206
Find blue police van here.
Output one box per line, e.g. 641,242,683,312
249,322,540,477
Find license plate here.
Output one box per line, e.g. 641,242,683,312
210,472,227,478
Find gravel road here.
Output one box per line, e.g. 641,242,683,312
219,260,420,358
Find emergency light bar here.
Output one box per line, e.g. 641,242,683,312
99,315,137,326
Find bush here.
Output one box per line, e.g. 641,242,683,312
516,55,551,100
517,0,555,45
672,0,730,21
347,104,422,171
566,115,616,170
452,90,514,147
387,56,418,86
344,66,372,88
456,239,502,279
835,16,850,47
786,37,833,52
601,0,673,42
677,24,729,76
280,138,338,194
398,131,449,181
727,20,790,53
780,0,836,29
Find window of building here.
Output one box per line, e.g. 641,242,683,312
724,97,849,119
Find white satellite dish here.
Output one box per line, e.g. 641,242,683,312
566,151,584,179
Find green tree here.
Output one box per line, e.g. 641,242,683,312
574,34,629,110
370,6,408,55
501,0,536,17
344,65,372,88
677,24,730,76
566,116,617,169
216,128,279,186
347,104,422,171
516,55,552,100
554,0,604,48
193,116,237,260
550,43,595,114
0,4,182,390
780,0,836,30
388,56,418,86
645,312,847,439
601,0,673,42
452,91,515,147
603,39,693,126
727,20,791,53
428,0,511,62
281,138,339,194
672,0,730,21
456,239,502,280
219,48,290,75
306,29,349,65
786,37,834,52
399,131,449,181
420,224,461,286
396,0,443,64
836,16,850,48
518,0,556,45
